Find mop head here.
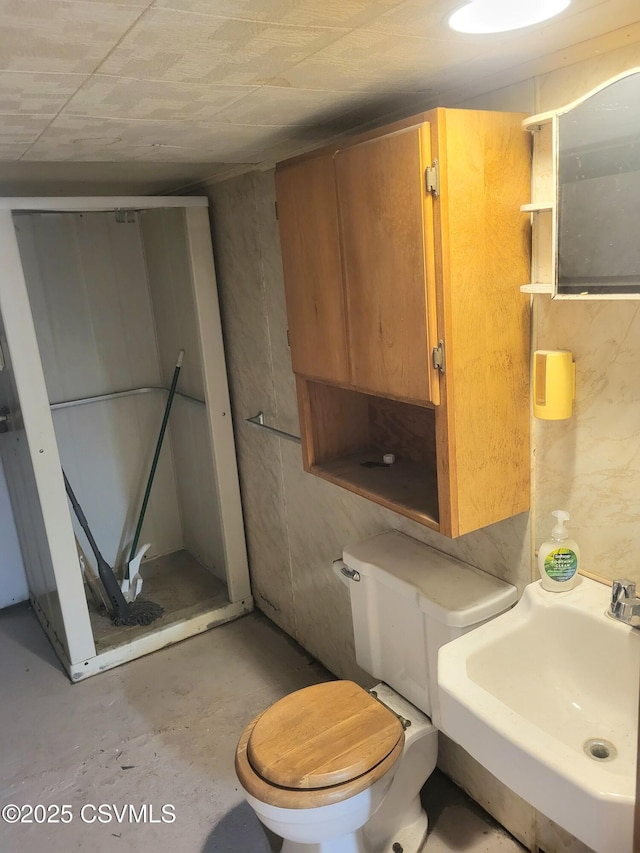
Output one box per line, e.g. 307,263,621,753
111,598,164,626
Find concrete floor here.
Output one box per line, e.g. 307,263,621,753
0,603,526,852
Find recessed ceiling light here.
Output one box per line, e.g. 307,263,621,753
448,0,571,34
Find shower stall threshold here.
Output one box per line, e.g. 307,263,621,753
34,549,253,682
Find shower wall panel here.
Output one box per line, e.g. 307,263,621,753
0,307,66,644
13,211,183,568
0,460,27,607
0,210,95,664
141,208,224,581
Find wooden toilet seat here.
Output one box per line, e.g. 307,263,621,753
235,680,405,809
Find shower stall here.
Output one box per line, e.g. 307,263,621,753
0,197,252,680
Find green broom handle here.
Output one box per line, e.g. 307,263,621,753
128,349,184,565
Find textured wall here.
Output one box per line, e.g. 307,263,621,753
463,40,640,588
205,44,640,851
533,56,640,587
208,170,532,684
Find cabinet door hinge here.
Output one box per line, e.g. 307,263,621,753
432,339,445,374
274,200,279,220
425,159,440,199
286,329,290,346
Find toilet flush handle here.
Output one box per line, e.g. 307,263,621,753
332,558,360,584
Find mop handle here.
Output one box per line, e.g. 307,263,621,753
63,469,131,618
63,470,102,561
128,349,184,564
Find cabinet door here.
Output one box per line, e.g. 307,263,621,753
275,155,350,385
335,124,438,404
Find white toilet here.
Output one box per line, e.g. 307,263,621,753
235,530,516,853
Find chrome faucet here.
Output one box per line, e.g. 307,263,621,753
609,579,640,627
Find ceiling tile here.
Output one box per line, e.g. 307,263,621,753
133,144,258,163
155,0,407,29
209,86,436,143
273,28,493,92
431,3,640,101
495,0,640,58
0,113,54,147
209,85,379,126
97,8,350,85
363,0,625,43
0,0,146,74
23,114,290,162
63,75,256,121
0,142,35,159
361,0,473,38
145,120,292,160
52,0,151,5
0,160,234,195
0,0,638,187
0,71,85,113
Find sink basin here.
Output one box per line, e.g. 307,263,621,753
437,575,639,853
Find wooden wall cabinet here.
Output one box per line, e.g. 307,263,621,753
276,108,532,538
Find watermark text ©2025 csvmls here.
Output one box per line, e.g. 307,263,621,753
2,803,176,825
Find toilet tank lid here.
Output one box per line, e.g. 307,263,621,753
342,531,517,627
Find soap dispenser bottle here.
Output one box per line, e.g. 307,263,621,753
538,510,580,591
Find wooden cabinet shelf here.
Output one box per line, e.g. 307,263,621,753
312,453,439,528
278,107,532,538
297,377,439,527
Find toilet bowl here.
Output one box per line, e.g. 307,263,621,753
235,531,517,852
235,680,436,853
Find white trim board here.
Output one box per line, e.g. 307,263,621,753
69,597,254,682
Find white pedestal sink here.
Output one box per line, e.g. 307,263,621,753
437,576,639,853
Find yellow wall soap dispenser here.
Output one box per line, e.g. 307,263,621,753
538,510,580,591
533,350,575,419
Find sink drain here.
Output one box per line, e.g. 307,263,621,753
583,738,617,762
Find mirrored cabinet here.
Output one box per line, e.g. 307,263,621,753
522,67,640,299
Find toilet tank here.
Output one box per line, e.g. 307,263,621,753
341,530,516,726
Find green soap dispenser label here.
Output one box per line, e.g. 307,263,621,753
544,548,578,582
